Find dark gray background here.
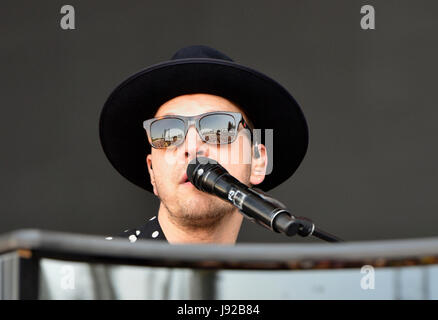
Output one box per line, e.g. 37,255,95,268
1,0,437,243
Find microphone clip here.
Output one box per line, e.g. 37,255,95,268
248,187,315,237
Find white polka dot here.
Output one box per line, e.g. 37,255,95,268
152,231,159,238
128,235,137,243
149,216,156,221
105,237,113,240
135,230,141,236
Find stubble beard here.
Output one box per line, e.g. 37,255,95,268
157,185,236,231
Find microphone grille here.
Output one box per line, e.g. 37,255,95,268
186,157,218,184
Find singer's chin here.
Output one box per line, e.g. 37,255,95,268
173,194,234,229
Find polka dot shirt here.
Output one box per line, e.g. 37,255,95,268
105,215,167,243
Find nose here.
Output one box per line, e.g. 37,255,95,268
184,124,208,160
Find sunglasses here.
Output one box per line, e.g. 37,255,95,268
143,111,251,149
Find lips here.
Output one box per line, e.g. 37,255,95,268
180,172,189,184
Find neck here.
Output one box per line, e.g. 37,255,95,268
157,203,243,245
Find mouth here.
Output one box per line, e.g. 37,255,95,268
180,172,190,184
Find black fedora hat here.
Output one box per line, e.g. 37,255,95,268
99,45,308,192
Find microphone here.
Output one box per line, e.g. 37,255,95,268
186,157,316,238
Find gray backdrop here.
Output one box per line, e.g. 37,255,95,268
1,0,437,243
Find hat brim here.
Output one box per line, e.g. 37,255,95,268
99,58,309,192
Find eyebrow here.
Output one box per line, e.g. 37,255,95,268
156,111,244,119
156,108,224,117
155,112,176,117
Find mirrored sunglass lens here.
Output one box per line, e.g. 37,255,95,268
150,118,185,148
199,114,236,144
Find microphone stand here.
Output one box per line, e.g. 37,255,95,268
250,188,344,243
186,158,344,243
273,213,344,242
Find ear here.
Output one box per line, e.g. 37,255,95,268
146,154,158,196
249,143,268,186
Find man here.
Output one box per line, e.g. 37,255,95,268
99,45,309,244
